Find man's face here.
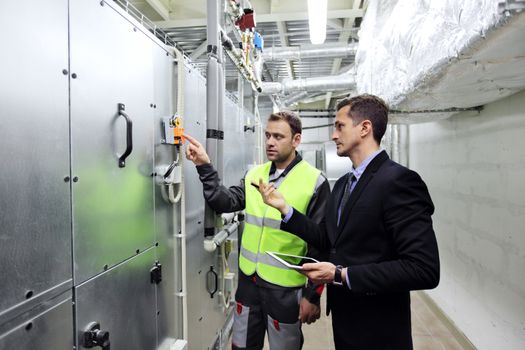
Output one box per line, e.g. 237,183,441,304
265,120,300,164
332,105,362,157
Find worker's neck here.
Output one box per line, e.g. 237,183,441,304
274,152,296,170
350,143,380,169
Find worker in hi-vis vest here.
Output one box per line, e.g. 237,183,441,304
184,111,330,350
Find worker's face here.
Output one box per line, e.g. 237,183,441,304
265,120,300,164
332,105,363,157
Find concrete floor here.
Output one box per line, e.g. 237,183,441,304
260,291,469,350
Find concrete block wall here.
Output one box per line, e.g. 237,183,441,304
408,90,525,349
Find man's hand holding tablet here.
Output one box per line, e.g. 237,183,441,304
266,251,319,270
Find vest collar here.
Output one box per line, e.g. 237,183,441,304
269,152,302,182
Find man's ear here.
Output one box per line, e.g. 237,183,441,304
292,133,302,148
361,120,372,138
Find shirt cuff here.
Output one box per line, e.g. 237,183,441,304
281,206,293,223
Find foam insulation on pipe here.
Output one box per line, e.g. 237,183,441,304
217,54,225,178
263,43,357,61
221,212,236,225
205,57,220,174
205,0,221,238
203,221,240,252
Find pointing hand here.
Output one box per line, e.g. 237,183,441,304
184,133,211,166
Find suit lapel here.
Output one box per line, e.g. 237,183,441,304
336,151,389,240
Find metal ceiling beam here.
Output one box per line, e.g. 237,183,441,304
327,18,344,30
154,8,365,28
276,21,294,79
189,40,208,60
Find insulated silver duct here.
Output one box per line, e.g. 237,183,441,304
263,43,357,61
260,82,283,94
281,91,309,107
260,74,355,95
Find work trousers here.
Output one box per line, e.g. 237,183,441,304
232,274,303,350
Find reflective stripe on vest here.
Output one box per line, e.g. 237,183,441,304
240,160,321,287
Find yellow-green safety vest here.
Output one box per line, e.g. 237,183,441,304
240,160,321,287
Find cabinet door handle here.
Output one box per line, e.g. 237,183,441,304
117,103,133,168
206,266,218,298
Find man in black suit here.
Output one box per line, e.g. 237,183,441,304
257,94,440,349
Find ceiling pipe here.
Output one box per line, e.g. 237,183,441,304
263,43,357,61
300,90,351,104
261,82,283,94
223,1,263,92
260,73,355,95
281,91,309,106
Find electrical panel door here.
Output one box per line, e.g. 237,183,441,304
75,248,157,350
69,0,156,284
0,0,72,320
0,292,73,350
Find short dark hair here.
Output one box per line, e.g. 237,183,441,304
268,110,302,135
335,94,389,144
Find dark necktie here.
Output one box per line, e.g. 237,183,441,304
337,174,356,226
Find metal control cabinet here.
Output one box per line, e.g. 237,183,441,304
0,0,257,349
223,96,256,187
0,292,73,350
0,0,72,343
152,41,179,347
69,0,156,284
75,248,157,350
69,2,161,350
181,65,214,350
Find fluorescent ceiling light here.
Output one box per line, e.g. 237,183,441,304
308,0,327,45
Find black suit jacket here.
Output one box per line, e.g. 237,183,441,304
282,151,440,349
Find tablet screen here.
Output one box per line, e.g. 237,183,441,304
266,251,319,270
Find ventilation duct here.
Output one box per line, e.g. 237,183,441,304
263,43,357,61
260,73,355,95
356,0,525,123
281,91,309,106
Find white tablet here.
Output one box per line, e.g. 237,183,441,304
266,251,319,270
